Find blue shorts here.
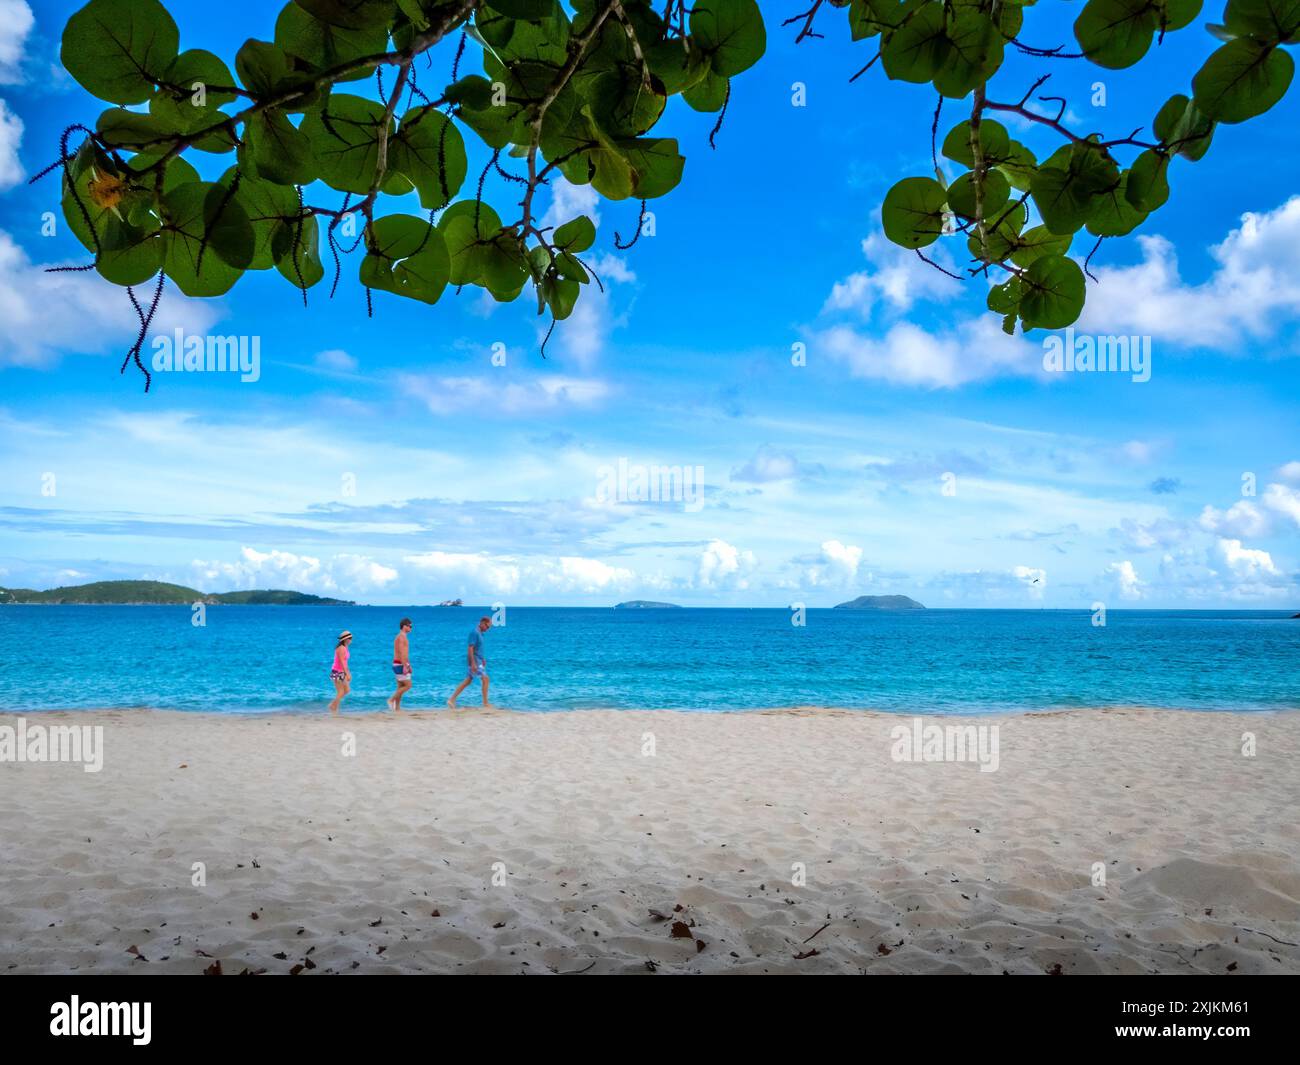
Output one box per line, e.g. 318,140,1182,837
393,664,412,680
466,662,487,682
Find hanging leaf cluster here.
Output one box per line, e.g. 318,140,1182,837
51,0,766,346
843,0,1297,331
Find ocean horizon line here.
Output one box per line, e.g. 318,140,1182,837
2,603,1296,613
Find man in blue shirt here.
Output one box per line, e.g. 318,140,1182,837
447,616,492,709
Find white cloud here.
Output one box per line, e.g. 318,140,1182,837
800,539,863,587
1117,516,1186,551
540,251,635,370
192,547,398,595
0,229,221,368
1013,564,1046,599
398,371,610,415
1262,482,1300,528
813,314,1040,389
0,97,22,189
1278,461,1300,485
403,551,521,595
731,445,805,483
0,1,34,84
697,539,756,590
1121,440,1156,464
1216,538,1280,580
1105,560,1144,600
1198,500,1271,539
1078,198,1300,348
534,178,631,368
539,556,634,593
402,550,635,596
314,349,358,373
823,232,960,319
541,177,601,231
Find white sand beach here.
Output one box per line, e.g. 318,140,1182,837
2,706,1298,975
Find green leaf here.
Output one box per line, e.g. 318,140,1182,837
391,106,468,210
161,181,253,297
553,106,636,199
966,200,1027,261
1153,93,1214,160
691,0,766,77
1192,37,1295,123
61,0,179,105
244,110,319,185
881,176,947,249
271,212,325,288
293,0,396,30
947,168,1009,220
449,75,527,148
932,10,1004,98
491,0,556,17
164,49,237,108
645,37,711,95
1009,225,1072,269
1074,0,1157,70
438,199,502,285
555,251,589,283
366,213,436,260
987,277,1022,315
543,274,580,320
682,69,729,112
97,108,175,148
942,118,1011,168
62,161,164,284
276,1,389,81
1126,149,1170,212
554,215,596,253
587,66,668,138
235,39,321,108
1019,254,1086,330
393,237,451,304
300,93,393,193
1222,0,1300,43
998,140,1038,192
1029,142,1120,235
480,234,529,300
125,152,201,193
619,138,684,199
881,2,948,84
223,167,299,269
1086,172,1148,236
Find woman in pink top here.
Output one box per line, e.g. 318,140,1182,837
328,630,353,714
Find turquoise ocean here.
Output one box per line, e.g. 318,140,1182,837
0,605,1295,714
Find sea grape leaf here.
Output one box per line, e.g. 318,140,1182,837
1192,37,1295,123
881,176,947,249
61,0,179,105
1019,254,1086,330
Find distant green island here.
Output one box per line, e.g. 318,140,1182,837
833,595,926,610
0,580,353,606
614,600,682,609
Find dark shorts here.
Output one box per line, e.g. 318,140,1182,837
393,664,412,682
330,669,347,682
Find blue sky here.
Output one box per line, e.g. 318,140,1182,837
0,0,1297,607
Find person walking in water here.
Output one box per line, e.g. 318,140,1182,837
448,617,492,709
388,617,413,712
328,630,353,714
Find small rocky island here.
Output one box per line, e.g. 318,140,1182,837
833,594,926,610
615,600,681,609
437,599,464,607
